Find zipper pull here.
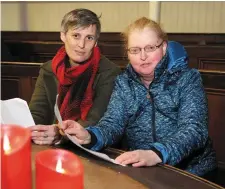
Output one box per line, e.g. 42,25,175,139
147,93,152,102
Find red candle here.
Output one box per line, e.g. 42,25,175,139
35,149,83,189
0,124,32,189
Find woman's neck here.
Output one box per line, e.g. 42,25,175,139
141,75,154,88
69,59,80,67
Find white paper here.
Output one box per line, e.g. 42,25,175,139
54,95,122,165
0,98,35,127
66,134,120,164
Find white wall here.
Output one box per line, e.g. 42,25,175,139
1,2,22,31
1,2,149,32
160,1,225,33
1,1,225,33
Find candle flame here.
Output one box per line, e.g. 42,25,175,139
56,159,66,174
3,134,11,154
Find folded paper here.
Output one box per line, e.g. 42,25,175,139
1,98,35,127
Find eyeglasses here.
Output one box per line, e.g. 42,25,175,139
127,41,164,54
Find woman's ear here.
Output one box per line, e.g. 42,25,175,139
95,41,98,47
60,32,66,43
162,41,168,55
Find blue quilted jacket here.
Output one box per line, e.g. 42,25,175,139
87,41,217,176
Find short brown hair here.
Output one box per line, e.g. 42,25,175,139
61,8,101,39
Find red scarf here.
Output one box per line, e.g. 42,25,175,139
52,46,100,121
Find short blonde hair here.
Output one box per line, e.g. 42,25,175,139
121,17,168,49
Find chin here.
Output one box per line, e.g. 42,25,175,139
140,73,153,77
139,69,153,76
72,57,88,63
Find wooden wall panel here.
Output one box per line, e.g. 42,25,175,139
1,62,41,102
199,59,225,71
31,77,38,94
2,32,225,71
1,77,20,100
201,70,225,169
207,93,225,169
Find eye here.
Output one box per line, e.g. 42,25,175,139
145,45,155,52
86,36,95,41
129,47,140,54
73,34,80,39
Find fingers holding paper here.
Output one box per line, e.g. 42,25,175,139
115,150,162,167
61,120,91,145
30,120,91,145
30,124,61,145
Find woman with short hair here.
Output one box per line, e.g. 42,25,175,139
29,9,120,145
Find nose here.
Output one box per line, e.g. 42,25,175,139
140,49,147,61
78,38,85,49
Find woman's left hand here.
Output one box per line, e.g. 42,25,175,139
115,150,162,167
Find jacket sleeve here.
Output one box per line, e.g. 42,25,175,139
29,68,53,125
151,70,208,165
85,77,129,151
77,66,121,128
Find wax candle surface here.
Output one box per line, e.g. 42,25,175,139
1,124,32,189
36,149,83,189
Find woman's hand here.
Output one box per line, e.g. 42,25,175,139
115,150,162,167
61,120,91,145
30,124,61,145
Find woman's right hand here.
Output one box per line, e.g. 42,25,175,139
61,120,91,145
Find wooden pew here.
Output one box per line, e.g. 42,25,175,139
2,32,225,71
1,61,41,102
200,70,225,170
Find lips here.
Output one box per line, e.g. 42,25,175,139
141,63,151,68
75,50,85,55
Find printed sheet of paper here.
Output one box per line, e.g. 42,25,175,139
1,98,35,127
54,95,121,165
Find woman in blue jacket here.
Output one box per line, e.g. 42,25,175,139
61,17,217,176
